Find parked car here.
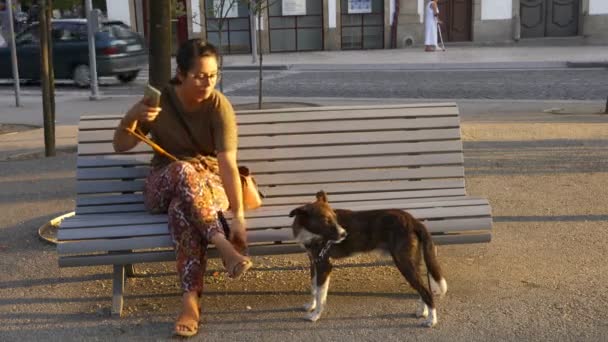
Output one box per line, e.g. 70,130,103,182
0,19,147,87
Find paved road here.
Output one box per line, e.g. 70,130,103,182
1,67,606,100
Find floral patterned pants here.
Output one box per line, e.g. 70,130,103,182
144,161,230,295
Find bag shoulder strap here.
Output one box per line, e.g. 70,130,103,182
165,89,204,151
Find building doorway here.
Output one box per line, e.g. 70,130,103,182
436,0,472,42
520,0,579,38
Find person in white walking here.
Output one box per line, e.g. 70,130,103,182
424,0,440,52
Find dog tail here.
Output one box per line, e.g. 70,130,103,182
416,220,448,297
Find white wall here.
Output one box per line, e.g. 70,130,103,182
418,0,424,23
590,0,608,15
481,0,511,20
106,0,132,25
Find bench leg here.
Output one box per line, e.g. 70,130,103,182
125,264,137,277
111,265,125,317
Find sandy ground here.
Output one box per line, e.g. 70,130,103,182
1,121,607,341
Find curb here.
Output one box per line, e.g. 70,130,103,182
566,61,608,68
222,64,290,71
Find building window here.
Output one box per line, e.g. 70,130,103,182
204,0,252,54
341,0,384,49
268,0,323,52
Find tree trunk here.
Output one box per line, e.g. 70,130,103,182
149,1,172,89
40,0,55,157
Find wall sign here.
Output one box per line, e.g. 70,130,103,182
282,0,307,16
348,0,372,14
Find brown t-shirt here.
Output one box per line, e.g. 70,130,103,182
140,86,237,167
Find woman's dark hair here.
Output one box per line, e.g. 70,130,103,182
170,39,220,85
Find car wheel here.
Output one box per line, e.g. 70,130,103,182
117,71,139,84
72,64,91,88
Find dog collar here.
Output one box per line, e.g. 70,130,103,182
318,240,335,259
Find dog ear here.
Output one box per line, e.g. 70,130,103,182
316,190,328,203
289,207,307,217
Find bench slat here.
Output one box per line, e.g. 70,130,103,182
235,106,459,123
62,201,491,229
58,217,492,241
80,117,460,135
78,154,153,168
80,104,458,128
57,231,489,268
79,128,462,146
57,224,488,255
68,197,490,224
77,193,144,206
260,179,466,197
75,190,470,215
58,244,304,267
75,179,466,202
76,165,465,185
239,117,461,136
77,180,144,194
80,103,456,120
79,140,464,163
76,166,466,194
76,153,464,181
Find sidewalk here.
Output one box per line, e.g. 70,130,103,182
220,45,608,70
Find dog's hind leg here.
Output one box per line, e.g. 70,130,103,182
306,260,332,322
303,253,317,312
390,247,438,327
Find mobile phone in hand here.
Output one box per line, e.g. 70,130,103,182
144,84,161,107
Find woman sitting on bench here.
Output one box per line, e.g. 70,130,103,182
112,39,251,338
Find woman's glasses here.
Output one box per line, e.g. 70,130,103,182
189,72,221,83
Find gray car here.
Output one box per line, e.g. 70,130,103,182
0,19,147,87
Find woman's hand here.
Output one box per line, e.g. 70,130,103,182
125,97,161,125
114,97,161,152
230,216,248,254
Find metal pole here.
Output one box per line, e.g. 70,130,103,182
6,0,20,107
250,0,257,64
40,0,55,157
257,11,262,109
85,0,100,100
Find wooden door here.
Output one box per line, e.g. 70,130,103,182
521,0,579,38
546,0,579,37
436,0,472,42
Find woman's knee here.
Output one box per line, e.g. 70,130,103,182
169,160,197,175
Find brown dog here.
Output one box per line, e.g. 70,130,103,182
289,191,448,327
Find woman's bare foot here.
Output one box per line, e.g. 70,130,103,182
211,235,253,279
174,291,200,337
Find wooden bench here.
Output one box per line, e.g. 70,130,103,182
58,103,493,316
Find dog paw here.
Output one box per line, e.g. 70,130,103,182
303,302,317,312
420,317,437,328
305,311,322,322
415,303,429,318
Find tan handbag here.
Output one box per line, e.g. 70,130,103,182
238,166,263,210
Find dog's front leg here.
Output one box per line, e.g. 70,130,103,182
306,259,332,322
303,252,317,312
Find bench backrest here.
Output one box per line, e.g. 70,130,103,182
75,103,466,215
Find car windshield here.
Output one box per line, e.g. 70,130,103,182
101,23,136,39
15,25,40,44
